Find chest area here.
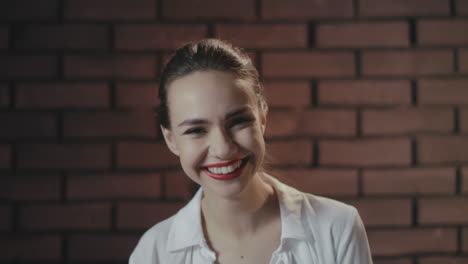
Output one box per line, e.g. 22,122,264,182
214,233,280,264
208,221,282,264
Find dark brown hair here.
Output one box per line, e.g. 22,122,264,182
158,38,267,129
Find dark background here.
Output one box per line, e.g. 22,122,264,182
0,0,467,263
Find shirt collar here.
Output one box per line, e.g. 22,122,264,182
167,187,205,252
265,175,311,242
166,175,313,253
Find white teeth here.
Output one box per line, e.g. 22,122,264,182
206,160,242,174
221,167,228,174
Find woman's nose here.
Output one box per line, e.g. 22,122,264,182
209,127,236,159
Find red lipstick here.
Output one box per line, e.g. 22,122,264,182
203,159,243,168
202,158,248,181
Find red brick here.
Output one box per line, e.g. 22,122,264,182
16,25,108,50
458,0,468,14
263,52,355,78
263,81,311,107
68,234,138,261
18,143,111,169
0,55,57,79
345,199,412,227
360,0,450,17
66,0,156,20
165,169,198,200
368,228,457,256
419,79,468,105
274,168,358,196
419,197,468,225
68,173,161,200
64,110,157,138
268,139,313,166
461,49,468,73
0,0,58,20
363,168,456,195
164,0,255,20
362,108,453,135
16,82,109,109
418,136,468,164
116,24,206,50
464,228,468,252
261,0,353,19
248,51,258,67
0,206,11,231
419,19,468,45
420,257,468,264
362,50,453,76
0,145,11,169
461,108,468,133
265,110,299,138
117,142,179,169
116,82,159,108
0,27,7,49
0,175,60,201
320,138,411,167
318,22,409,48
373,260,412,264
0,113,56,139
0,84,9,107
64,55,156,79
463,167,468,194
302,109,356,136
20,203,110,230
0,235,61,261
117,202,184,229
216,24,307,49
267,109,355,138
319,80,411,106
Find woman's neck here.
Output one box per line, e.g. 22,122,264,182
200,173,279,242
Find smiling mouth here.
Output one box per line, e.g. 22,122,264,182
201,157,249,181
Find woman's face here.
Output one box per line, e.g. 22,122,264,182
161,70,267,199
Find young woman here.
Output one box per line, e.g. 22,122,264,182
129,39,373,264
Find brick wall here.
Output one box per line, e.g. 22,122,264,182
0,0,467,263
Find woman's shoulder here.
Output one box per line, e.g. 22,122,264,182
272,176,357,221
129,189,204,263
274,177,359,228
304,192,358,220
140,215,176,244
129,215,176,263
288,185,365,243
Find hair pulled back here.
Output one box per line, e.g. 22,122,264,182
158,39,267,129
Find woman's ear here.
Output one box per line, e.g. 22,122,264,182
259,109,267,135
160,125,180,156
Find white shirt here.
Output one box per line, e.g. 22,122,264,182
129,176,373,264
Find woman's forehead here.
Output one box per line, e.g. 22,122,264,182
166,71,257,115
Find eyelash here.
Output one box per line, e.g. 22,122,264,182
229,117,253,128
183,117,253,136
183,127,206,135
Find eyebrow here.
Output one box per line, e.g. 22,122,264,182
177,106,251,128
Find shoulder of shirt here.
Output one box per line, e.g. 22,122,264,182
138,213,176,246
129,214,176,262
307,192,357,218
288,184,359,229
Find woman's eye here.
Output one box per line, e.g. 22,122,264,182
229,117,253,128
184,127,206,135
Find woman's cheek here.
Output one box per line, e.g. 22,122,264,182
178,141,204,185
184,139,206,166
235,127,264,152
